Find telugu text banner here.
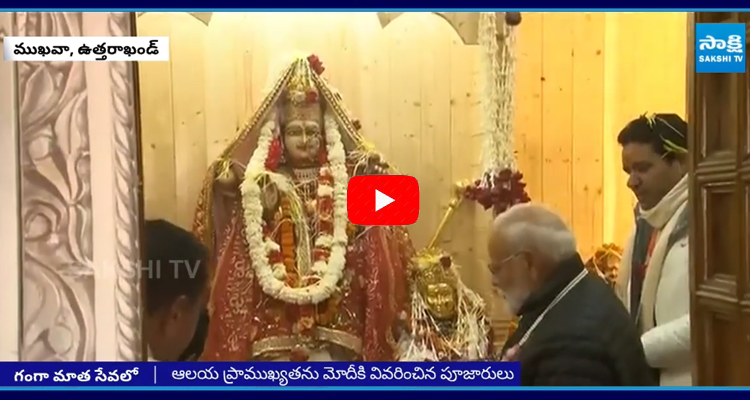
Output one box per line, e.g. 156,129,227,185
3,362,520,388
3,36,169,62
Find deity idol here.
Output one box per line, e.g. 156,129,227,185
397,249,491,361
584,243,622,289
193,55,413,361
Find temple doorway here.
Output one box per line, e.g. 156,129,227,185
688,11,750,386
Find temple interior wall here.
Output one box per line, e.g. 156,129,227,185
136,11,688,329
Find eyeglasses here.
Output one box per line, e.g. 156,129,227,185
488,252,522,275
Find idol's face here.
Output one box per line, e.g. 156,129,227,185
283,117,321,166
420,281,458,320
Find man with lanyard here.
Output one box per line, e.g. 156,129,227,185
616,113,691,386
488,204,654,386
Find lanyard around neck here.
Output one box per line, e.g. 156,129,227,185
516,269,589,348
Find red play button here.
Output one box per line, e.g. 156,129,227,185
347,175,420,226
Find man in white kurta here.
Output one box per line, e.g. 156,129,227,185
615,113,692,386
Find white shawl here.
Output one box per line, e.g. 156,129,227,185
617,174,687,331
617,174,692,383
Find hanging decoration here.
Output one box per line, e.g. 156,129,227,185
463,12,528,350
462,12,530,216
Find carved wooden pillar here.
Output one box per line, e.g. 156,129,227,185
0,12,22,362
10,12,143,361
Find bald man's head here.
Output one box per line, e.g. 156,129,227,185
487,204,578,315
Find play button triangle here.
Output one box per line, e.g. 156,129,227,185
375,190,395,212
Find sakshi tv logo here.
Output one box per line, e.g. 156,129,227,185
695,23,745,73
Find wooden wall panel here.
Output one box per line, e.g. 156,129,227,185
387,17,426,245
604,12,688,246
541,13,575,233
171,17,207,230
572,13,605,257
514,13,543,203
138,14,177,223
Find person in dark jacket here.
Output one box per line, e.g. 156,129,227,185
488,204,656,386
144,219,208,361
178,309,209,361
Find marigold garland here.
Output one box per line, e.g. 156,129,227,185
279,195,297,287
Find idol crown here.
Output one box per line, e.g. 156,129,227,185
283,55,324,107
412,249,458,288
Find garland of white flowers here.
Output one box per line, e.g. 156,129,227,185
497,15,517,170
240,68,349,304
478,12,518,183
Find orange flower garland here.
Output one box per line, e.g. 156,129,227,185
279,196,298,287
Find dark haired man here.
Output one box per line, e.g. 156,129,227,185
616,113,691,386
144,219,208,361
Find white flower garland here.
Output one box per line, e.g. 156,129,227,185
240,106,349,305
478,12,518,181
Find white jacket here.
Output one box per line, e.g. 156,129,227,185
621,215,692,385
619,175,692,386
633,234,692,386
